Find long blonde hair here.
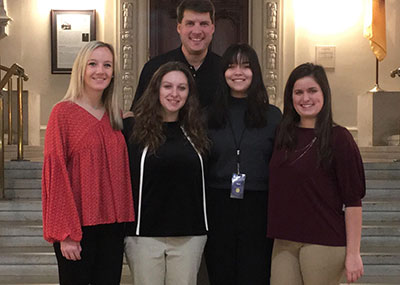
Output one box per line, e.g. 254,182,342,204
63,41,122,129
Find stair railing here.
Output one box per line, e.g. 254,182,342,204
0,63,29,199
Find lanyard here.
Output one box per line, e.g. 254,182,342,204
227,118,246,174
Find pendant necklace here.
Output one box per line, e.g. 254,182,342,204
290,137,317,165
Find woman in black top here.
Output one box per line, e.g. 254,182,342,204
123,61,210,285
205,43,282,285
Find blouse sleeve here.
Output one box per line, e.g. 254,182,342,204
41,104,82,243
333,127,366,207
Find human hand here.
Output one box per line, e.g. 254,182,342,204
60,236,82,261
123,111,134,118
345,253,364,283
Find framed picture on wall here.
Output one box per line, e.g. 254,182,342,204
51,10,96,74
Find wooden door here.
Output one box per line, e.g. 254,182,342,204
150,0,248,58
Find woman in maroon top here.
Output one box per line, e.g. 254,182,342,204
42,41,134,284
267,63,365,284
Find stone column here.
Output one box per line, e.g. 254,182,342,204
0,0,11,39
262,0,282,107
358,91,400,146
117,0,139,111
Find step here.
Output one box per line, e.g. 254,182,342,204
363,211,400,223
341,275,400,284
0,200,41,211
365,180,400,199
360,147,400,161
0,247,55,265
4,189,42,200
0,275,134,284
0,200,42,222
365,188,400,200
362,252,400,265
0,263,131,276
5,179,41,189
4,169,42,180
366,179,400,189
4,161,43,170
4,145,44,162
363,200,400,212
362,264,400,276
0,221,43,236
364,163,400,179
361,236,400,248
362,221,400,236
0,236,48,247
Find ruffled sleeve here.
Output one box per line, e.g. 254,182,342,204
42,103,82,243
333,126,366,207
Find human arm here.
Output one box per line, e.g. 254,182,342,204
41,103,82,244
123,111,134,118
344,206,364,283
332,127,365,283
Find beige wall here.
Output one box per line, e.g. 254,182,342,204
1,0,399,129
0,0,115,126
282,0,400,128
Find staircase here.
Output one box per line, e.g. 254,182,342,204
355,162,400,284
0,151,133,284
1,147,400,285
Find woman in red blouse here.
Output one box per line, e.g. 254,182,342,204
42,41,134,284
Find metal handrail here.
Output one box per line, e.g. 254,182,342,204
0,63,29,89
0,63,29,199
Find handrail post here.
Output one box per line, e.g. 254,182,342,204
0,94,4,199
7,78,12,144
17,76,23,160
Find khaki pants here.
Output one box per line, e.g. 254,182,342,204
271,239,346,285
124,235,207,285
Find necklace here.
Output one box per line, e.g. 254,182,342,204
290,137,317,165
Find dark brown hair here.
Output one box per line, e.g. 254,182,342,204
208,43,270,129
177,0,215,24
131,61,209,154
275,62,335,167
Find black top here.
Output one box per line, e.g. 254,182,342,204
207,97,282,191
268,126,366,246
130,47,222,110
123,118,207,237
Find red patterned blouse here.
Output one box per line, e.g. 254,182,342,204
42,101,134,243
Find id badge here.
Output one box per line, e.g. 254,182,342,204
230,173,246,199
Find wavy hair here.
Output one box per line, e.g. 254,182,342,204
131,61,209,154
208,43,270,129
275,62,335,167
62,41,122,129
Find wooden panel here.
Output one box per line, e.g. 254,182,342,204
150,0,248,58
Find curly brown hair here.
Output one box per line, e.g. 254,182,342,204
131,61,210,154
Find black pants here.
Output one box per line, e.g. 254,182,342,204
205,188,273,285
53,223,125,285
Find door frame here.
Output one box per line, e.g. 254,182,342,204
115,0,285,110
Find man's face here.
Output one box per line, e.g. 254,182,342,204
177,10,215,57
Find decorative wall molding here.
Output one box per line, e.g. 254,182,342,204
262,0,281,106
117,0,139,111
115,0,282,109
0,0,11,39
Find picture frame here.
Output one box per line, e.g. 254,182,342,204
51,10,96,74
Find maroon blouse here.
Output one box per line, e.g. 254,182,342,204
267,126,365,246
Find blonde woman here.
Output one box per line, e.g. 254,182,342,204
42,41,134,284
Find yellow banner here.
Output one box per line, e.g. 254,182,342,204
363,0,386,61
